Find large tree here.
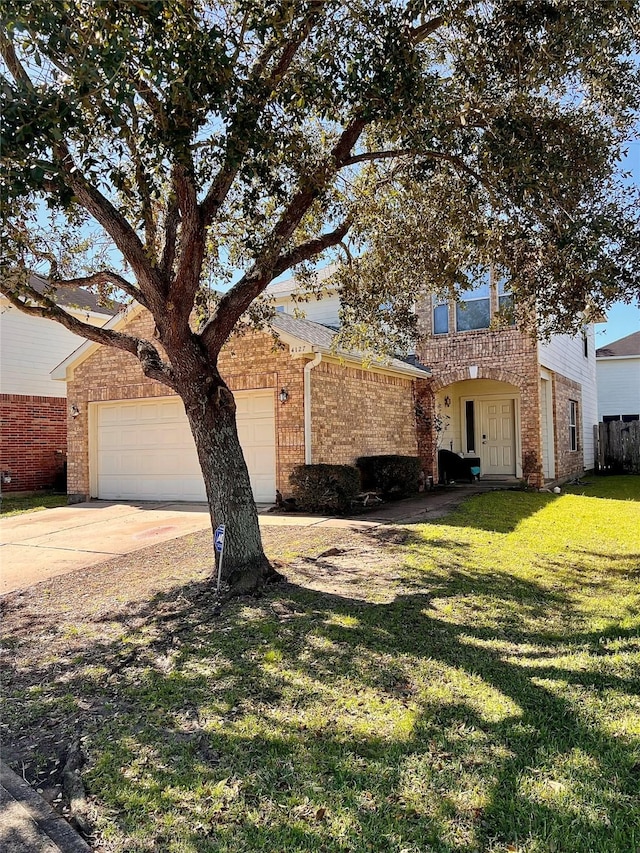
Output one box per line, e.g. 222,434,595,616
2,1,639,590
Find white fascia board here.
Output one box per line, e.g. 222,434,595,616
596,354,640,362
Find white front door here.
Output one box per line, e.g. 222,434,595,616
94,392,276,502
480,399,516,476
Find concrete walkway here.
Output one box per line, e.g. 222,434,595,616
0,485,497,595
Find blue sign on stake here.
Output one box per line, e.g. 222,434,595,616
214,524,226,553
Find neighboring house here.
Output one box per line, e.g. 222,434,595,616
414,271,598,486
51,299,428,503
0,274,115,492
595,331,640,423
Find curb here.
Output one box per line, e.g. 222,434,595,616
0,761,92,853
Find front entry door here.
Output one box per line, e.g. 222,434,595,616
480,399,516,476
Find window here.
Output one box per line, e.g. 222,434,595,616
456,274,491,331
622,414,640,423
465,401,476,452
583,331,588,358
603,415,621,423
275,305,286,313
433,299,449,334
498,277,514,317
569,400,578,451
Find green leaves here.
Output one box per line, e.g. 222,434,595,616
1,0,638,343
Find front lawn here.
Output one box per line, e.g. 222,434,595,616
1,477,638,853
0,492,68,516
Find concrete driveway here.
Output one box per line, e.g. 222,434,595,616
0,499,353,594
1,501,214,594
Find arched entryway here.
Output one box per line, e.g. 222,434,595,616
434,378,521,478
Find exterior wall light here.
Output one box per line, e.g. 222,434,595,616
444,395,451,407
2,470,12,484
70,404,80,418
279,388,289,404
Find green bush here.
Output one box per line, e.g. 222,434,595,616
356,455,421,499
289,464,360,514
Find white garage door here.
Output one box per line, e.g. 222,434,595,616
94,393,276,502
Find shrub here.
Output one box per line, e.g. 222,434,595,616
289,464,360,514
356,455,421,499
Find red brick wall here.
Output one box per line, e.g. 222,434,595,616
0,394,67,492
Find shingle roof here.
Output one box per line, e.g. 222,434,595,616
596,330,640,358
271,313,430,376
28,273,119,316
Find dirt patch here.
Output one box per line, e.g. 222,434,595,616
0,523,414,822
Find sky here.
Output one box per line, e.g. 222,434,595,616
595,140,640,348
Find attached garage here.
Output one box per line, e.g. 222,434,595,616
55,304,429,504
90,391,276,503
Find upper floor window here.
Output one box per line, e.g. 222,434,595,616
582,331,588,357
498,277,514,313
456,274,491,331
433,300,449,334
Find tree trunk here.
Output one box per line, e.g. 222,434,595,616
181,378,276,595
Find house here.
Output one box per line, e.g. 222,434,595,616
49,265,599,501
51,296,429,504
595,331,640,423
414,271,598,486
0,274,115,492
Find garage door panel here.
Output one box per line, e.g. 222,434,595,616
95,393,275,502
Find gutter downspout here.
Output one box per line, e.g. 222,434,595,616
303,351,323,464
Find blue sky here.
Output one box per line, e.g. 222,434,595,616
595,140,640,347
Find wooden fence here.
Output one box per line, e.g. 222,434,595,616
594,420,640,474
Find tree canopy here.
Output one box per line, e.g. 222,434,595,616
2,0,639,359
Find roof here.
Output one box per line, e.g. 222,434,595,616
27,273,118,316
596,330,640,358
52,305,430,381
271,313,430,378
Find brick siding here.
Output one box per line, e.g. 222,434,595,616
311,360,418,468
552,373,584,478
0,394,67,492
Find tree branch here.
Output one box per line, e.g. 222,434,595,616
201,118,366,354
341,149,415,167
409,1,475,44
0,282,175,388
200,2,325,226
51,271,148,308
271,219,352,279
53,141,164,305
0,29,34,88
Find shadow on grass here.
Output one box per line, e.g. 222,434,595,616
2,544,639,853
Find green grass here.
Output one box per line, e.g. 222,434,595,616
4,476,639,853
0,492,67,516
563,473,640,502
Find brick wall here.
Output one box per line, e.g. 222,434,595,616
311,360,418,466
0,394,67,492
552,373,584,478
